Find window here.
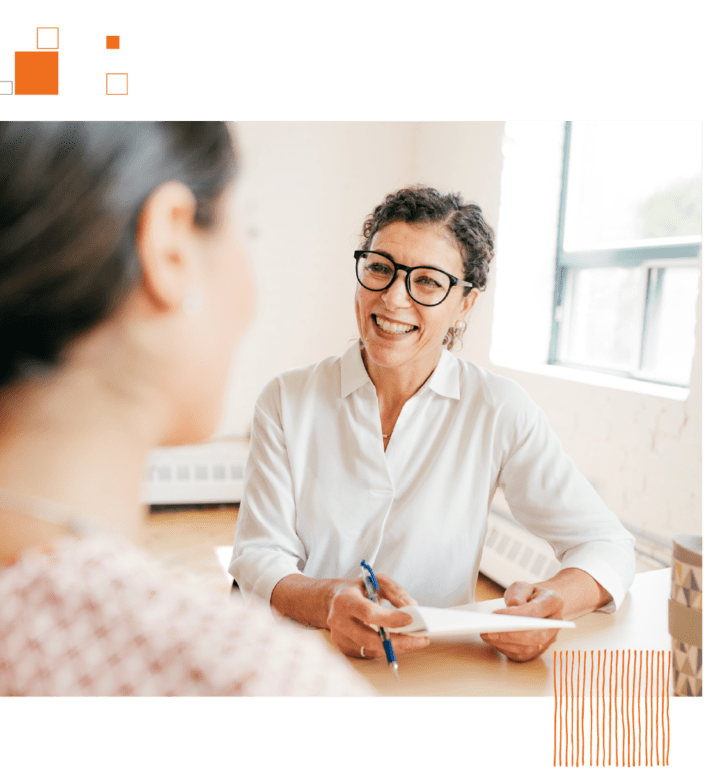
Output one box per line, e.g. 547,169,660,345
549,122,702,387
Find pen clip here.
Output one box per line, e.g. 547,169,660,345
360,559,379,591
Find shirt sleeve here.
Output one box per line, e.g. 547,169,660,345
230,381,307,604
496,390,636,612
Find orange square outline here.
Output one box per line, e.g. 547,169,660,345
106,35,120,49
106,72,128,96
36,27,59,50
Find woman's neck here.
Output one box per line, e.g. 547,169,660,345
0,362,168,555
362,346,441,411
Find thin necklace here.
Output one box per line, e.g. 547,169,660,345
360,350,393,440
0,489,97,535
360,348,435,442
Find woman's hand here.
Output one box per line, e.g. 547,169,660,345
480,581,564,662
327,573,430,659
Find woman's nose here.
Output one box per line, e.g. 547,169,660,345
383,271,412,308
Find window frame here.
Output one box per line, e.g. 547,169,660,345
549,121,702,388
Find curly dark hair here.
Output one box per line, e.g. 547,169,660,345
361,186,495,295
0,121,236,390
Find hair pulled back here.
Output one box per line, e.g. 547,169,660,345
362,185,495,294
0,122,236,390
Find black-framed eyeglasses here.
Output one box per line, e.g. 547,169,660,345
354,250,473,307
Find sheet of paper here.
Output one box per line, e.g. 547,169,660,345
215,545,233,575
389,605,575,638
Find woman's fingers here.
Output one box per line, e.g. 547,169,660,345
333,623,430,659
376,573,418,607
480,581,564,662
327,577,428,658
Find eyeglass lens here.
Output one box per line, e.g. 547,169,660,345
356,251,452,305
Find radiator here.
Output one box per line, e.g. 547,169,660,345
479,508,561,587
142,441,249,506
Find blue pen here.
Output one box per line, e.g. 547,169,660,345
360,559,399,680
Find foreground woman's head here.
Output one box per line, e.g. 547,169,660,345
0,121,254,442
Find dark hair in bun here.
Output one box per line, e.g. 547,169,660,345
0,121,236,389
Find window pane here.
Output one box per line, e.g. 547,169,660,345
641,266,700,386
558,267,643,370
564,121,702,250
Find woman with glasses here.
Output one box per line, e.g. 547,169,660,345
230,186,635,663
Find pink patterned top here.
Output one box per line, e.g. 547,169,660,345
0,534,372,696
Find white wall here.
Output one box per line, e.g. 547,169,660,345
218,121,701,543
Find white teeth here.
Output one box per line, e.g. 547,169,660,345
374,315,416,334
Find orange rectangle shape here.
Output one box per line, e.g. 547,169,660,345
106,36,120,49
15,51,58,95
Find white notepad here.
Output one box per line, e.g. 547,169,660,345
389,604,575,639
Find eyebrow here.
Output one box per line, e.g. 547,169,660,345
372,249,449,273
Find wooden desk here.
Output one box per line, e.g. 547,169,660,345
331,569,672,696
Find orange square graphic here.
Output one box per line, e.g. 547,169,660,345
105,72,130,96
15,51,58,95
36,27,59,51
106,36,120,49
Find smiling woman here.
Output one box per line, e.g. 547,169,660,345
230,185,636,666
354,221,478,444
360,186,495,347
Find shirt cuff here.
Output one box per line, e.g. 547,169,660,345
236,561,301,607
559,546,634,613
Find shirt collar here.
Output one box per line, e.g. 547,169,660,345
340,341,461,400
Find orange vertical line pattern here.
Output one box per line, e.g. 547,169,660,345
665,651,670,766
581,650,584,767
554,651,557,768
615,650,619,767
574,651,581,765
658,651,665,765
660,651,667,765
631,650,636,767
596,651,600,767
657,651,662,766
608,652,612,767
601,648,606,763
560,651,564,767
650,650,654,767
625,648,631,768
571,650,575,767
643,651,650,766
596,650,600,767
582,650,586,767
622,650,626,767
658,651,666,765
591,651,594,768
601,648,609,765
638,651,643,760
620,649,625,767
628,650,632,767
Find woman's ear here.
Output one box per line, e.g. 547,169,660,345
457,287,479,323
135,181,200,313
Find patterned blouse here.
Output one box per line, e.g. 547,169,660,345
0,534,372,696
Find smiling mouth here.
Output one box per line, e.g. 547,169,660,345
373,314,418,335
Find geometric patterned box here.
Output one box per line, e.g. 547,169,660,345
669,534,702,696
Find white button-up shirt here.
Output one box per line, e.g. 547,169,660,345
230,342,635,610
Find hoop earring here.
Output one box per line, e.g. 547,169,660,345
443,320,467,351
